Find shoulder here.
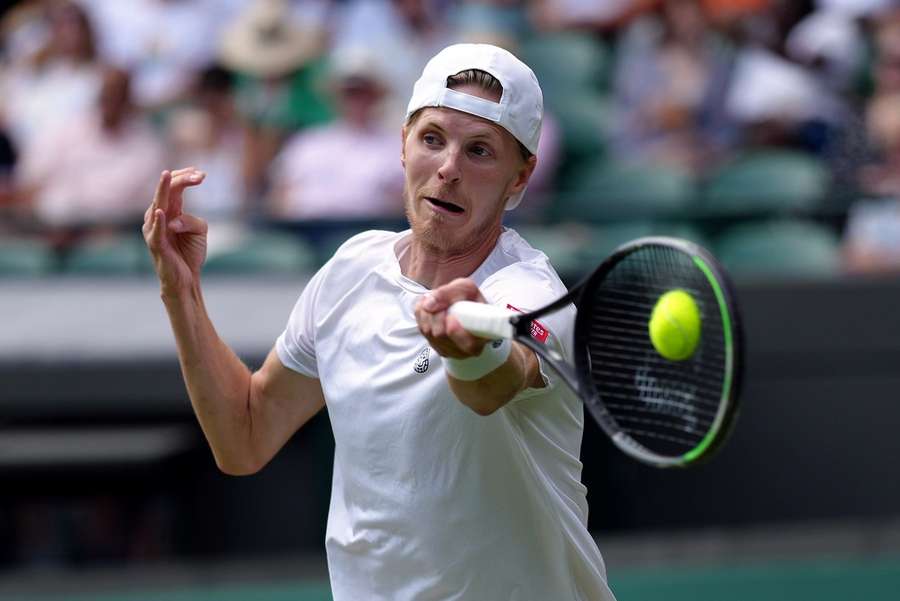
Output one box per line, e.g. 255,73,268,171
480,228,567,308
286,230,400,318
324,229,401,275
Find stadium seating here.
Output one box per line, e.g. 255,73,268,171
713,220,841,279
701,149,831,217
203,230,317,275
520,221,708,282
0,237,56,276
64,233,149,275
552,160,696,222
520,32,610,94
521,32,612,159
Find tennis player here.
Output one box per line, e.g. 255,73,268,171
144,43,617,601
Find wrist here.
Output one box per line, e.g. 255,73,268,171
160,280,202,306
444,338,512,381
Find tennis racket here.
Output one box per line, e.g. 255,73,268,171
449,236,742,468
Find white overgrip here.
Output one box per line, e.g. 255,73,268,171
448,301,516,340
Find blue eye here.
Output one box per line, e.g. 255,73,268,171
423,133,441,146
470,144,491,157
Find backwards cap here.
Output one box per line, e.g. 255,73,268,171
405,43,544,210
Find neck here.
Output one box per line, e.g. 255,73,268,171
401,226,502,289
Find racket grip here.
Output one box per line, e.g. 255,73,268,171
448,301,516,339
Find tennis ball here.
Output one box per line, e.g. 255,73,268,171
648,289,701,361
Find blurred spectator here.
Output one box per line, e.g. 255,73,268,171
842,197,900,274
266,46,404,220
0,123,16,210
724,44,849,150
331,0,456,126
785,9,866,94
452,0,531,47
80,0,240,110
166,65,248,222
14,66,165,232
0,0,51,67
842,9,900,275
0,0,103,152
219,0,333,199
858,10,900,198
611,0,737,171
528,0,658,33
815,0,897,16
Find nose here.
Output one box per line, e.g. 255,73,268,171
437,147,462,184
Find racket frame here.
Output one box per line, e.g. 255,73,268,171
507,236,743,468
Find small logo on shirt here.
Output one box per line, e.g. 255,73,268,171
414,347,431,373
506,304,550,344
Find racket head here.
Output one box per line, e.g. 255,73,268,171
573,236,743,468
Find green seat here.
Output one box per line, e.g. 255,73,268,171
714,220,841,279
553,160,696,222
550,92,614,159
701,150,831,217
516,223,595,279
521,33,613,160
519,222,709,283
0,238,55,277
65,234,148,275
587,222,708,260
204,231,317,275
521,32,610,94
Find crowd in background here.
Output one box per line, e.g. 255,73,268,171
0,0,899,276
2,0,900,568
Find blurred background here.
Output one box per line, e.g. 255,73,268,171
1,0,900,599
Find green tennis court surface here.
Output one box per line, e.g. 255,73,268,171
16,557,900,601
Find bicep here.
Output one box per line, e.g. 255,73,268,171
248,347,326,468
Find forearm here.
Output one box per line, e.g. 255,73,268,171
162,283,257,473
448,342,543,416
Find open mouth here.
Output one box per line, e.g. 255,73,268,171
426,197,465,214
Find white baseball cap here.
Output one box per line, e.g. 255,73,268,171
406,43,544,210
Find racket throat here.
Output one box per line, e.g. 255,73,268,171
516,335,583,397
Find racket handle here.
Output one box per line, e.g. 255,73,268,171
448,301,516,340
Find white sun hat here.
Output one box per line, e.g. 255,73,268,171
406,43,544,210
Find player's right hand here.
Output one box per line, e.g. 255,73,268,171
143,168,208,296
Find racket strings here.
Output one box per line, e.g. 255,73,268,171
582,245,728,457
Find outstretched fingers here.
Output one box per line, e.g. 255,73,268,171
167,167,205,217
146,170,172,224
146,208,168,253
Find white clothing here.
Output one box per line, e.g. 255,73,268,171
844,197,900,261
269,122,404,220
80,0,235,107
1,61,103,150
276,229,616,601
18,111,165,226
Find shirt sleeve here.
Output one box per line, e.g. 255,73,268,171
479,262,576,401
275,260,332,378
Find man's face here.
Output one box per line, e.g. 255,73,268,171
401,84,535,254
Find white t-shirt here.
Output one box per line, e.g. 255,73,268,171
276,229,616,601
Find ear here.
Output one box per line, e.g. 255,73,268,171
508,154,537,196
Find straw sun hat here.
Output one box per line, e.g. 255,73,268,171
220,0,325,78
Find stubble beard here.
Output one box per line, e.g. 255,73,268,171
403,186,504,256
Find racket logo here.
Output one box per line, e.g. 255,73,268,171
505,304,550,344
635,366,700,429
413,347,431,374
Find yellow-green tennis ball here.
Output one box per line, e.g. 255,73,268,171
648,289,701,361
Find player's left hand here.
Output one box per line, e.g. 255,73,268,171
415,278,489,359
